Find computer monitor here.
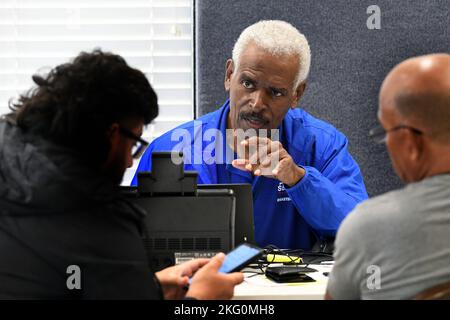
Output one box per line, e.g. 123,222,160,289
198,183,255,246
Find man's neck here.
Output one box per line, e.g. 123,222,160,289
422,145,450,179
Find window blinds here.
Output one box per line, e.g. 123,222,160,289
0,0,194,142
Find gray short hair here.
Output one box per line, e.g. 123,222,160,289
232,20,311,88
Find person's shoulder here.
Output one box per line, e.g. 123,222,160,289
339,188,406,238
286,108,344,138
283,108,348,156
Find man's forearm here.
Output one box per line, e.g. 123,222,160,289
286,166,366,236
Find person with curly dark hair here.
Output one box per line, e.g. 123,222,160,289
0,50,243,299
10,49,158,185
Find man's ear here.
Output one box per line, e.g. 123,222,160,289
103,123,121,168
224,59,234,92
107,123,122,153
291,81,307,109
107,123,120,141
409,132,425,162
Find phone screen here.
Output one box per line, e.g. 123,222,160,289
218,244,262,273
187,244,262,286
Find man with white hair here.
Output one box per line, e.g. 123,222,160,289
133,20,368,250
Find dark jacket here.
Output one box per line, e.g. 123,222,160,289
0,116,162,299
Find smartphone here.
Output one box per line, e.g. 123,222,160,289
218,243,264,273
186,243,263,286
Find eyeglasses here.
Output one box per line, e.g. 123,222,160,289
369,124,424,144
119,127,149,159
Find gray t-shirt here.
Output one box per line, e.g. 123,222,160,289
327,174,450,299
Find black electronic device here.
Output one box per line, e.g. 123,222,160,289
119,152,238,271
137,151,197,196
265,266,317,283
134,191,235,271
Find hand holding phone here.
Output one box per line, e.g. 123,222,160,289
187,243,263,286
218,243,264,273
185,252,245,300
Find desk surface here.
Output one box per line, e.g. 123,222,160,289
233,264,332,300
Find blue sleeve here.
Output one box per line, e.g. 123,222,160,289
285,133,368,237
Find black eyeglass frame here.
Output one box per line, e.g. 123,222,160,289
119,127,149,159
369,124,424,144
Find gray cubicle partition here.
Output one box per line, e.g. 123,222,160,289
194,0,450,196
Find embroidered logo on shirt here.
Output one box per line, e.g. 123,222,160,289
277,182,291,203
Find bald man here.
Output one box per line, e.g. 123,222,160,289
325,54,450,300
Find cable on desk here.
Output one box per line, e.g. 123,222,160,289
261,244,334,267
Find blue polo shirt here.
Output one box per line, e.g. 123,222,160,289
132,100,368,249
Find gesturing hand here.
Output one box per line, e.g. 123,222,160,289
232,136,305,186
